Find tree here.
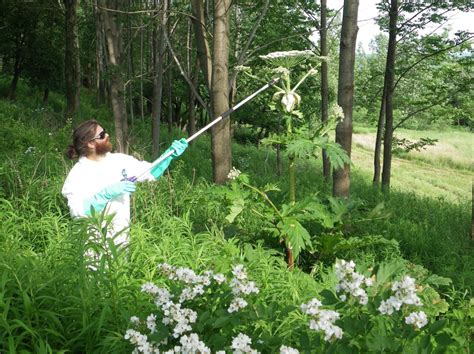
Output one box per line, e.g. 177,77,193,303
64,0,81,121
99,0,128,153
320,0,330,180
152,0,168,158
333,0,359,199
211,0,232,184
372,0,473,188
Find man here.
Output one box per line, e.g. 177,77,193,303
62,119,187,245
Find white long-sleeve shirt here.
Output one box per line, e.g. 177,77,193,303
62,153,153,243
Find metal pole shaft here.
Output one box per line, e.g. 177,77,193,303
136,77,279,180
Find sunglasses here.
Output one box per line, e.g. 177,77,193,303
91,130,106,141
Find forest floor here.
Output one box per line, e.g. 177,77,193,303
352,128,472,204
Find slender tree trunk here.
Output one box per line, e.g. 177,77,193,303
333,0,359,199
373,81,386,184
191,0,212,92
7,44,21,101
211,0,232,184
100,0,128,153
167,51,173,134
320,0,331,180
64,0,81,122
381,0,399,190
152,0,167,158
94,0,106,105
43,87,49,106
139,15,144,119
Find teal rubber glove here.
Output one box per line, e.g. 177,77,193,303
83,181,136,215
150,139,188,179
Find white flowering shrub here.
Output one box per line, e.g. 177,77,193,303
124,259,452,353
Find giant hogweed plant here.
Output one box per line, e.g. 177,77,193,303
221,170,354,269
244,51,351,267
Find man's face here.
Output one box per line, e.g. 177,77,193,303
91,125,112,155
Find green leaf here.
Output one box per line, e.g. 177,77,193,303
435,332,454,346
428,319,447,334
225,197,245,223
319,289,339,305
280,217,311,260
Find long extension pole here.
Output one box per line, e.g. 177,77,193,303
135,77,280,180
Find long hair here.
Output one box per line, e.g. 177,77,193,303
67,120,99,159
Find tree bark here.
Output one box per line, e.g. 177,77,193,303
211,0,232,184
100,0,128,153
373,81,386,185
320,0,331,181
152,0,167,158
333,0,359,199
94,0,106,106
7,40,21,101
191,0,212,92
64,0,81,122
381,0,399,190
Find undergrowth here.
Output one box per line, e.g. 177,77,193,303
0,78,472,351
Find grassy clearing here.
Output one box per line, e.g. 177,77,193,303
352,126,472,204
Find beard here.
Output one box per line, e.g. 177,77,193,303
95,138,113,155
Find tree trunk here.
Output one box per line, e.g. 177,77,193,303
8,33,25,101
94,0,106,106
64,0,81,122
320,0,331,181
100,0,128,153
373,81,386,185
333,0,359,199
211,0,232,184
191,0,212,92
152,0,167,158
381,0,399,190
139,15,144,119
43,87,49,106
167,51,173,134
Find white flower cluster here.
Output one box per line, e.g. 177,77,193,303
301,298,343,342
124,329,156,354
126,264,261,353
172,333,211,354
24,146,36,154
259,50,314,60
231,333,258,354
227,167,242,180
330,104,344,121
280,92,301,113
156,263,226,304
280,345,299,353
335,259,373,305
405,311,428,329
378,276,422,316
228,265,259,313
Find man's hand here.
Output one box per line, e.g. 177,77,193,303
170,138,188,158
103,180,136,199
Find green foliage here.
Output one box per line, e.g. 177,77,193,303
0,80,471,351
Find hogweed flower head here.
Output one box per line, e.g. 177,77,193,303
228,167,242,180
260,50,315,68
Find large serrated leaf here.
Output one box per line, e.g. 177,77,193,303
225,197,245,223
